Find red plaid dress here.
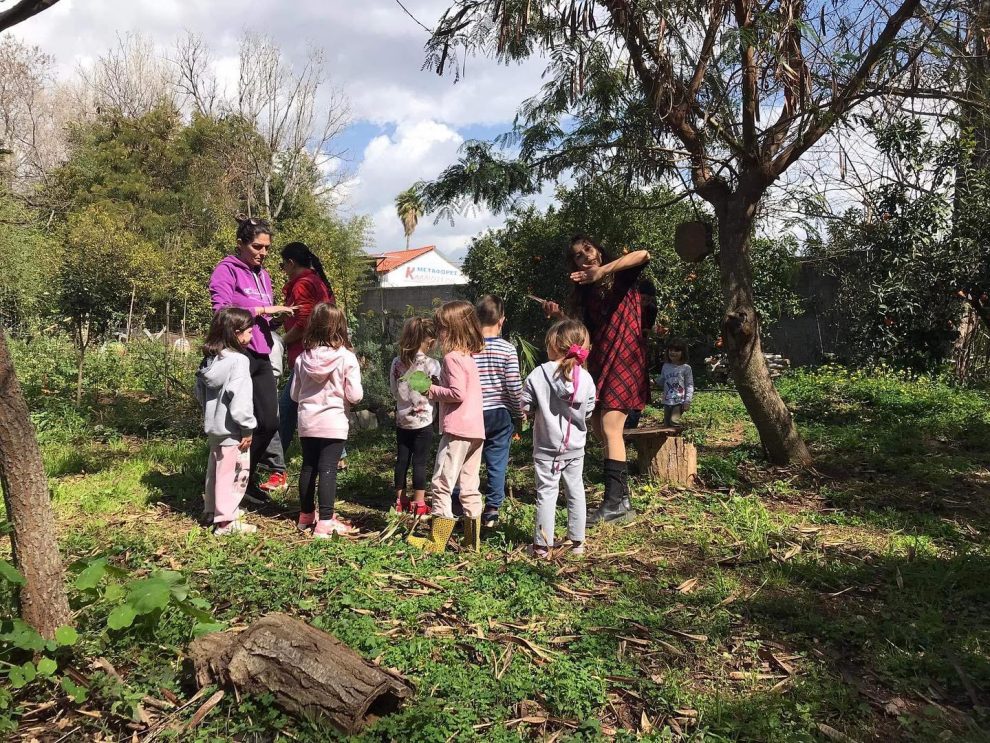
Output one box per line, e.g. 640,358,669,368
582,265,649,411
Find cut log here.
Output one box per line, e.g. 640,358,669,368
187,613,413,734
623,426,697,486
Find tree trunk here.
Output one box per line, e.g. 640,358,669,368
624,427,697,485
125,283,136,343
188,613,413,734
715,197,812,465
0,327,71,638
75,346,86,408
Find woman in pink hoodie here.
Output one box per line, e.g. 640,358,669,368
290,303,363,538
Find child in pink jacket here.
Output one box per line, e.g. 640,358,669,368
290,303,363,538
407,300,486,553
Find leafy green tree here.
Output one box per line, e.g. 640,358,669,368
56,205,154,404
808,119,972,372
462,181,799,361
419,0,935,464
0,190,57,332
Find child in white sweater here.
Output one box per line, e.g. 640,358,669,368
389,317,441,516
656,338,693,426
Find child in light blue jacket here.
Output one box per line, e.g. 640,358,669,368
522,320,597,558
195,308,258,536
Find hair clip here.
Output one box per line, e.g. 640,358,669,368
565,344,589,363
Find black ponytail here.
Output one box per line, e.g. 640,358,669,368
281,241,334,297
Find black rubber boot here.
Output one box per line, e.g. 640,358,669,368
588,460,635,525
617,463,636,516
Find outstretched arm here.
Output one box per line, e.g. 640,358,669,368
570,249,650,286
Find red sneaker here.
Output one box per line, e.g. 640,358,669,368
258,471,288,492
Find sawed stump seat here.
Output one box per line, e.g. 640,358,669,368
623,425,697,486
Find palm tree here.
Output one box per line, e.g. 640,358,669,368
395,187,424,249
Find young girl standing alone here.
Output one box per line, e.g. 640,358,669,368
657,339,693,426
390,317,441,516
407,301,485,553
195,308,258,536
290,303,363,538
523,320,597,558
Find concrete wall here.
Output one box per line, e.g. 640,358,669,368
764,262,841,366
358,284,464,318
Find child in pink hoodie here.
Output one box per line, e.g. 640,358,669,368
407,301,486,553
290,303,363,538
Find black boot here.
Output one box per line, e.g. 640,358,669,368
588,459,635,525
617,463,636,516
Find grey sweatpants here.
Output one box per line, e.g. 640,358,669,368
534,456,586,547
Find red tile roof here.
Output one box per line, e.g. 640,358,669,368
374,246,435,273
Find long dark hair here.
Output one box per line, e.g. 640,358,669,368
235,214,272,244
281,241,334,296
202,307,254,359
303,302,351,350
566,234,614,316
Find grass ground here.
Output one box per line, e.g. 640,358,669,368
3,363,990,741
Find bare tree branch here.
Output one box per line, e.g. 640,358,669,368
0,0,61,33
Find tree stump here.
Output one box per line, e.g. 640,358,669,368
187,613,413,734
623,426,697,485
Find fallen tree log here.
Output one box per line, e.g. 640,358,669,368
187,613,413,734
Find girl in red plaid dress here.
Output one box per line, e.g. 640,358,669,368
544,235,651,524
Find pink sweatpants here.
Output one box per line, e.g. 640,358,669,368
431,434,484,519
204,444,250,523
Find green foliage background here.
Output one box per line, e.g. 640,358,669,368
461,180,801,356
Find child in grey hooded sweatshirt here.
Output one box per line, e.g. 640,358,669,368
522,320,597,557
195,308,258,535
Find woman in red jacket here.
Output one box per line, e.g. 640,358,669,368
277,242,335,458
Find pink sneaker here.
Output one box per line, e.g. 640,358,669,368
313,516,356,539
297,510,318,531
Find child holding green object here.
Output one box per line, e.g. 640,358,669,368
389,317,441,516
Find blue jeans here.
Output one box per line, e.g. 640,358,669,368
452,407,514,514
279,370,298,454
482,408,514,512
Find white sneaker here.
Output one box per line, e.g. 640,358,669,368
313,516,357,539
214,519,257,536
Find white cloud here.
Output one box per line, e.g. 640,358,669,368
346,119,501,262
8,0,542,262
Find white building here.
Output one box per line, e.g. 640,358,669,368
359,246,468,317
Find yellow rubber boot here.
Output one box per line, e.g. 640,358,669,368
407,516,455,553
461,518,481,552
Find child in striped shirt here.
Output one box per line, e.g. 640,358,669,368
473,295,523,527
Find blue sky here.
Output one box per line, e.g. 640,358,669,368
8,0,551,262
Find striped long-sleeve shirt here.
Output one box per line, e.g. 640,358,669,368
474,337,523,417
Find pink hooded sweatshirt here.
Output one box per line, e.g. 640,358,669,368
290,345,363,440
